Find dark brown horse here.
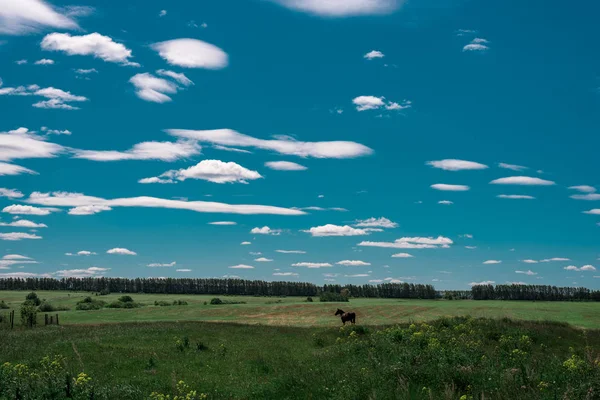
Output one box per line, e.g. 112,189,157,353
335,309,356,325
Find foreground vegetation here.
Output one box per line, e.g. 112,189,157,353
1,317,599,399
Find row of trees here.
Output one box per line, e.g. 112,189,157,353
1,278,597,301
0,277,437,299
471,284,600,301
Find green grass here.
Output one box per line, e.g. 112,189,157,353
1,317,599,399
1,290,600,328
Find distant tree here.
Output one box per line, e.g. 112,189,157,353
20,303,37,327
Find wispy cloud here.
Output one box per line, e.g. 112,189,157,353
303,224,369,237
41,33,139,66
490,176,555,185
364,50,384,60
151,38,228,69
431,184,469,191
358,236,453,249
426,159,488,171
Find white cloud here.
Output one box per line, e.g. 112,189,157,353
77,251,95,256
570,193,600,201
515,270,537,275
273,272,298,276
346,274,370,277
426,159,488,171
15,59,28,65
292,262,332,268
54,266,109,278
151,38,228,69
143,160,262,184
41,33,138,66
358,236,453,249
465,246,477,249
539,257,570,262
0,128,64,162
73,139,201,162
269,0,401,17
34,58,54,65
129,73,178,103
176,269,191,272
391,253,413,258
0,219,47,228
0,232,42,241
130,71,193,103
565,265,596,272
303,224,369,237
0,188,24,198
461,234,473,239
159,9,167,17
0,162,37,176
75,68,98,75
463,38,489,52
3,204,57,215
264,161,307,171
156,69,194,86
106,247,136,255
438,200,453,205
569,185,596,193
490,176,555,186
254,257,273,262
583,209,600,215
0,0,79,35
499,163,527,171
229,264,254,269
41,127,72,135
364,50,384,59
241,241,251,245
213,145,252,154
483,260,501,264
352,95,410,111
3,254,32,260
167,128,373,159
147,262,176,267
469,280,495,286
251,226,282,235
209,221,237,225
68,205,112,215
497,195,535,200
431,184,470,191
521,259,538,264
276,250,306,254
0,84,88,109
26,191,305,216
336,260,370,266
354,217,397,228
368,279,383,283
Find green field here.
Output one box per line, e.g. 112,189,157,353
1,290,600,328
2,291,600,399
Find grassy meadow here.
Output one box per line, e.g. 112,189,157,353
1,291,600,399
1,290,600,328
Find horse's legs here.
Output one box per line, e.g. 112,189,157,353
352,318,356,324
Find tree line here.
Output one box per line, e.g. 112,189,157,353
0,277,437,299
1,278,598,301
471,284,600,301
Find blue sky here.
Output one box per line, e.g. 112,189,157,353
0,0,599,289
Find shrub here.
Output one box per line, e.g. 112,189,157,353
154,300,172,307
25,292,41,306
106,300,141,309
38,302,55,312
118,295,134,303
20,303,37,327
75,297,105,310
0,300,9,309
174,300,188,305
99,288,110,296
209,298,246,305
196,342,208,351
306,297,313,302
210,298,223,305
319,291,349,302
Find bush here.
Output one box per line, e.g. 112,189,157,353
0,300,9,309
209,297,246,305
99,288,110,296
173,300,188,306
38,302,55,312
75,297,105,310
118,295,134,303
25,292,41,306
319,291,349,302
154,301,172,307
20,303,37,327
210,298,223,305
106,300,141,309
306,297,313,302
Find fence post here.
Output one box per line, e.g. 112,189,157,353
45,314,48,325
10,310,14,329
56,314,59,325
